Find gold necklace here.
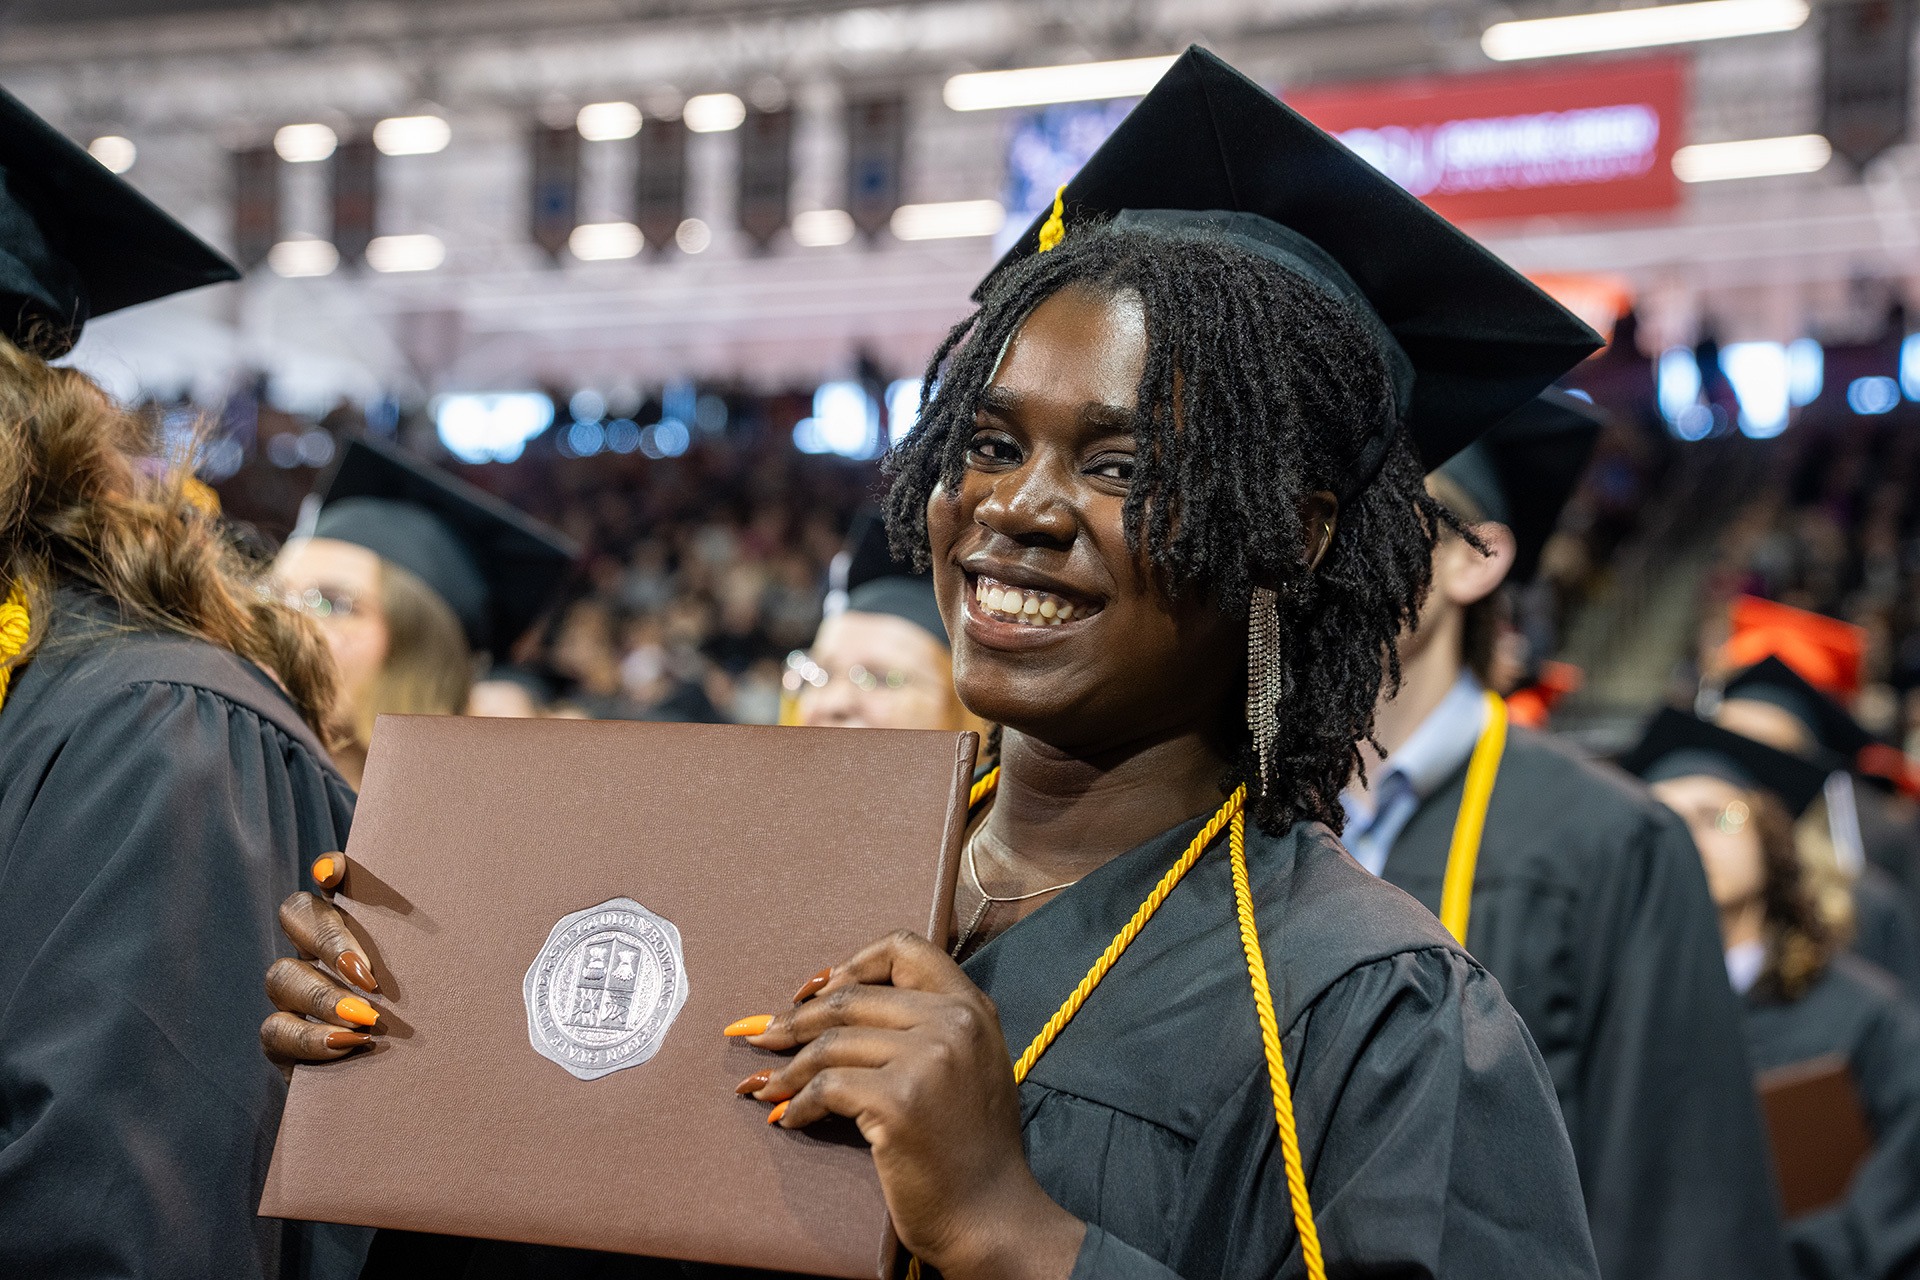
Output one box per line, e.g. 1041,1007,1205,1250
950,823,1081,958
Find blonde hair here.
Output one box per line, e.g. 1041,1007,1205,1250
0,338,339,739
348,556,473,748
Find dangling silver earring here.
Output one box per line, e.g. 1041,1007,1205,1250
1246,586,1283,796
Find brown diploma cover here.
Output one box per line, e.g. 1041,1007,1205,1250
1757,1053,1874,1218
261,716,976,1278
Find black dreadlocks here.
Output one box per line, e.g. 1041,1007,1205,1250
883,221,1451,837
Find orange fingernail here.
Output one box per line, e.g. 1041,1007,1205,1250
336,951,379,994
735,1069,772,1095
723,1015,772,1037
324,1030,372,1050
792,968,832,1004
312,856,337,885
335,996,378,1027
767,1101,789,1125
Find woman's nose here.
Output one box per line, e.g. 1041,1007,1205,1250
975,461,1075,548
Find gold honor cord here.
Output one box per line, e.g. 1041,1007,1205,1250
908,774,1326,1280
1437,691,1509,945
0,581,30,712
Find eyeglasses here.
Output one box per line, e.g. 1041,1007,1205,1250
783,650,916,694
1714,799,1752,835
269,584,363,621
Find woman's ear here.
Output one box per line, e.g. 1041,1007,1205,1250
1299,491,1338,571
1440,520,1518,606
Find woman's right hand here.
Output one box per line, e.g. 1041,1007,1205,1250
260,853,384,1062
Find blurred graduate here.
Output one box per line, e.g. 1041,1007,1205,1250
0,87,364,1278
1714,642,1920,998
1627,711,1920,1280
1342,389,1791,1280
273,438,576,784
781,511,986,735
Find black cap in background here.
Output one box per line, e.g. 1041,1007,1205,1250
1722,656,1874,762
979,46,1603,482
1621,707,1830,818
827,510,947,645
1435,388,1604,582
309,438,579,655
0,84,239,357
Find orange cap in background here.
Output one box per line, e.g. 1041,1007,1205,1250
1720,595,1867,701
1507,660,1584,730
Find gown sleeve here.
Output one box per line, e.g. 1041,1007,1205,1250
0,679,356,1280
1569,807,1790,1280
1067,949,1598,1280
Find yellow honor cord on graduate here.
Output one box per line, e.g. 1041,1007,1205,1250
1036,184,1068,253
1438,691,1509,945
0,580,30,713
911,772,1326,1280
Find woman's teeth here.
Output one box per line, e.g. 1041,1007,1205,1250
974,577,1082,626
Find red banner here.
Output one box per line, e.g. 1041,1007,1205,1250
1288,56,1686,223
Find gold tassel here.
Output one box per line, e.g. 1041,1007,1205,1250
1037,184,1068,253
0,580,32,713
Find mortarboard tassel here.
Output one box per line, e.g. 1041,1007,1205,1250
1037,184,1067,253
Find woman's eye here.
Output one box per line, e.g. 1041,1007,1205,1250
966,432,1019,465
1088,454,1136,483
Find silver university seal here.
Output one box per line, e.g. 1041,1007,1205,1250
524,897,689,1081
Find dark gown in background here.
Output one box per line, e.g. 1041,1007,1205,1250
1855,783,1920,923
1384,726,1790,1280
1849,864,1920,1000
1743,955,1920,1280
354,811,1599,1280
0,590,359,1280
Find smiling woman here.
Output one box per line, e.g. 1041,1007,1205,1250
265,48,1604,1280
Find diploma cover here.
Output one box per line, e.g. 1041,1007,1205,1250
261,716,976,1278
1756,1052,1874,1217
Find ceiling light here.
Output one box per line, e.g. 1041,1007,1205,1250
274,122,338,163
365,233,446,273
943,55,1177,112
890,200,1005,241
373,114,451,156
683,93,747,133
87,135,136,174
569,221,644,260
792,209,855,247
1672,133,1830,182
576,102,642,142
268,238,340,278
1482,0,1809,61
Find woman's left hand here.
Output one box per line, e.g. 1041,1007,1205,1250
731,930,1085,1280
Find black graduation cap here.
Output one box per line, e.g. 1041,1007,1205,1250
828,510,946,644
1621,707,1829,818
1435,388,1604,582
0,84,239,358
1722,655,1874,762
309,438,579,655
981,46,1603,481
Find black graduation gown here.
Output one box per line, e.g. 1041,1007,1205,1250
1383,726,1791,1280
1849,865,1920,1000
0,590,359,1280
1743,955,1920,1280
1853,784,1920,922
354,812,1598,1280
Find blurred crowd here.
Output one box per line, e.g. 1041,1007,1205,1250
215,395,885,726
